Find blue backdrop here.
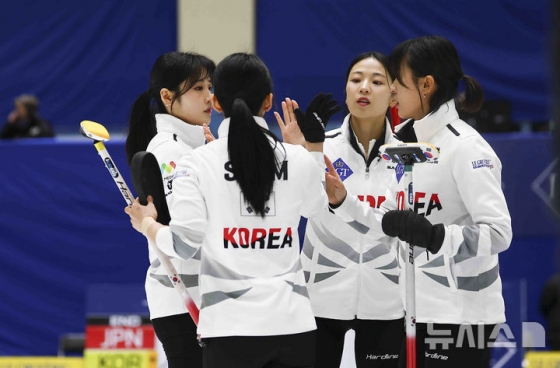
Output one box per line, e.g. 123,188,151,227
0,0,176,135
256,0,553,127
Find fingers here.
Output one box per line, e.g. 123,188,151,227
285,98,296,123
324,155,340,180
293,109,305,127
274,111,285,130
308,92,325,112
316,93,332,112
203,125,215,142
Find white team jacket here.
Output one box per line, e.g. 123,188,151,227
156,116,327,338
302,114,404,320
144,113,205,319
333,100,512,325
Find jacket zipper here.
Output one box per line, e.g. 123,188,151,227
356,161,372,317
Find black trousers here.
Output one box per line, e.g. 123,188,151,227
151,313,202,368
314,317,404,368
202,330,316,368
398,323,496,368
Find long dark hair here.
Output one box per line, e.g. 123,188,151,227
125,52,215,164
389,35,484,115
213,53,281,217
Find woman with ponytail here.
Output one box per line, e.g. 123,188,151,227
326,36,512,368
125,52,340,368
125,51,215,368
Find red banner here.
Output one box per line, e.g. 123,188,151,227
86,326,155,349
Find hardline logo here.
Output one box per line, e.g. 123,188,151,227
365,354,398,360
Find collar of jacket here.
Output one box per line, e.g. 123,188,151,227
338,113,391,166
217,116,268,138
412,99,460,142
155,113,206,149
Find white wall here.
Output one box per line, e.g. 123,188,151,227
177,0,255,63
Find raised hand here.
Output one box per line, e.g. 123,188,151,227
324,155,347,206
274,98,306,146
203,124,215,143
294,93,341,143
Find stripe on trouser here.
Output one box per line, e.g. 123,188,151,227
201,287,252,309
172,232,199,259
457,263,500,291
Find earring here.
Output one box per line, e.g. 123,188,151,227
423,94,426,98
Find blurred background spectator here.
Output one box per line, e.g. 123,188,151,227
1,94,54,139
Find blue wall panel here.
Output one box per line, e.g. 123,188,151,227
0,0,176,135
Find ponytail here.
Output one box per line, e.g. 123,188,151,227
457,75,484,113
125,52,216,165
125,90,157,165
228,98,278,217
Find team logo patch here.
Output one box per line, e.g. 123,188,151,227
471,159,493,169
331,158,353,181
161,161,176,173
395,163,405,183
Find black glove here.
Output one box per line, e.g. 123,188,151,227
381,210,445,254
294,92,341,143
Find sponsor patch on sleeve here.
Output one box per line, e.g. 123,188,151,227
471,159,494,170
173,169,190,180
